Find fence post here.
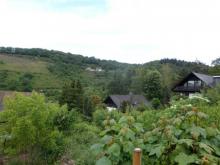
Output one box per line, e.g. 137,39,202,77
133,148,142,165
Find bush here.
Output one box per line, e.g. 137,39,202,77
135,104,152,112
91,115,144,164
53,108,82,132
0,92,66,164
151,98,161,109
203,84,220,105
92,108,108,127
91,98,220,164
65,123,100,165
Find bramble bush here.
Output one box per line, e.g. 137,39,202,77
91,97,220,165
91,115,145,165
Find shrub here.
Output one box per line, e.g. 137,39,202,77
203,84,220,105
91,98,220,164
143,104,220,164
91,115,144,164
135,103,152,112
65,122,100,165
53,107,82,132
151,98,161,109
0,92,66,164
93,109,108,127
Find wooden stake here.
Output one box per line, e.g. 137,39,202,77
133,148,142,165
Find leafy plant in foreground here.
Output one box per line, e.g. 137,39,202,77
91,115,144,165
143,105,220,165
91,98,220,165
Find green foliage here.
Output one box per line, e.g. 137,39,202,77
91,115,144,164
59,80,94,117
91,98,220,164
144,70,163,100
59,80,84,111
0,92,66,164
107,72,129,95
93,109,109,127
143,101,220,164
203,84,220,105
151,98,161,109
65,122,100,165
53,107,81,132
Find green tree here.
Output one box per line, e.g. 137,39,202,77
0,92,66,164
143,70,162,100
59,80,84,111
107,72,129,94
59,80,94,117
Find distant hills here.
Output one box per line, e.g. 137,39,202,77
0,46,213,98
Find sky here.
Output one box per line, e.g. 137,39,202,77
0,0,220,64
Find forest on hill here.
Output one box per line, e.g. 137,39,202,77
0,46,219,104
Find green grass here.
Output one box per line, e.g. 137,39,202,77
0,54,50,74
0,54,63,89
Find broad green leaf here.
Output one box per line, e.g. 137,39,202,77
96,156,112,165
149,144,165,158
189,126,206,138
206,127,217,137
107,143,121,157
213,146,220,156
133,123,144,132
90,143,104,155
123,141,134,153
101,135,113,144
174,153,198,165
199,142,214,154
178,139,193,147
125,128,135,140
119,116,127,124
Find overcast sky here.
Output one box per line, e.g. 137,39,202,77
0,0,220,64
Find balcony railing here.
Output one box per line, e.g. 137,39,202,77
174,86,202,92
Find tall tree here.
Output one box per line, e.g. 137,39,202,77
143,70,162,100
107,72,129,94
59,80,94,117
59,80,84,111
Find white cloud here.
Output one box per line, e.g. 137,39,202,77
0,0,220,64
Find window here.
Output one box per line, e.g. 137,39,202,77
188,80,194,87
194,80,202,87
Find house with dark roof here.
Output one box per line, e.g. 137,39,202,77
104,94,150,109
172,72,220,95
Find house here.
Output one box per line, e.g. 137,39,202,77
0,91,31,111
104,94,150,110
86,67,104,72
172,72,220,95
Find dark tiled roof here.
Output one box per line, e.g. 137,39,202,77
106,95,150,108
193,72,214,87
173,72,220,93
